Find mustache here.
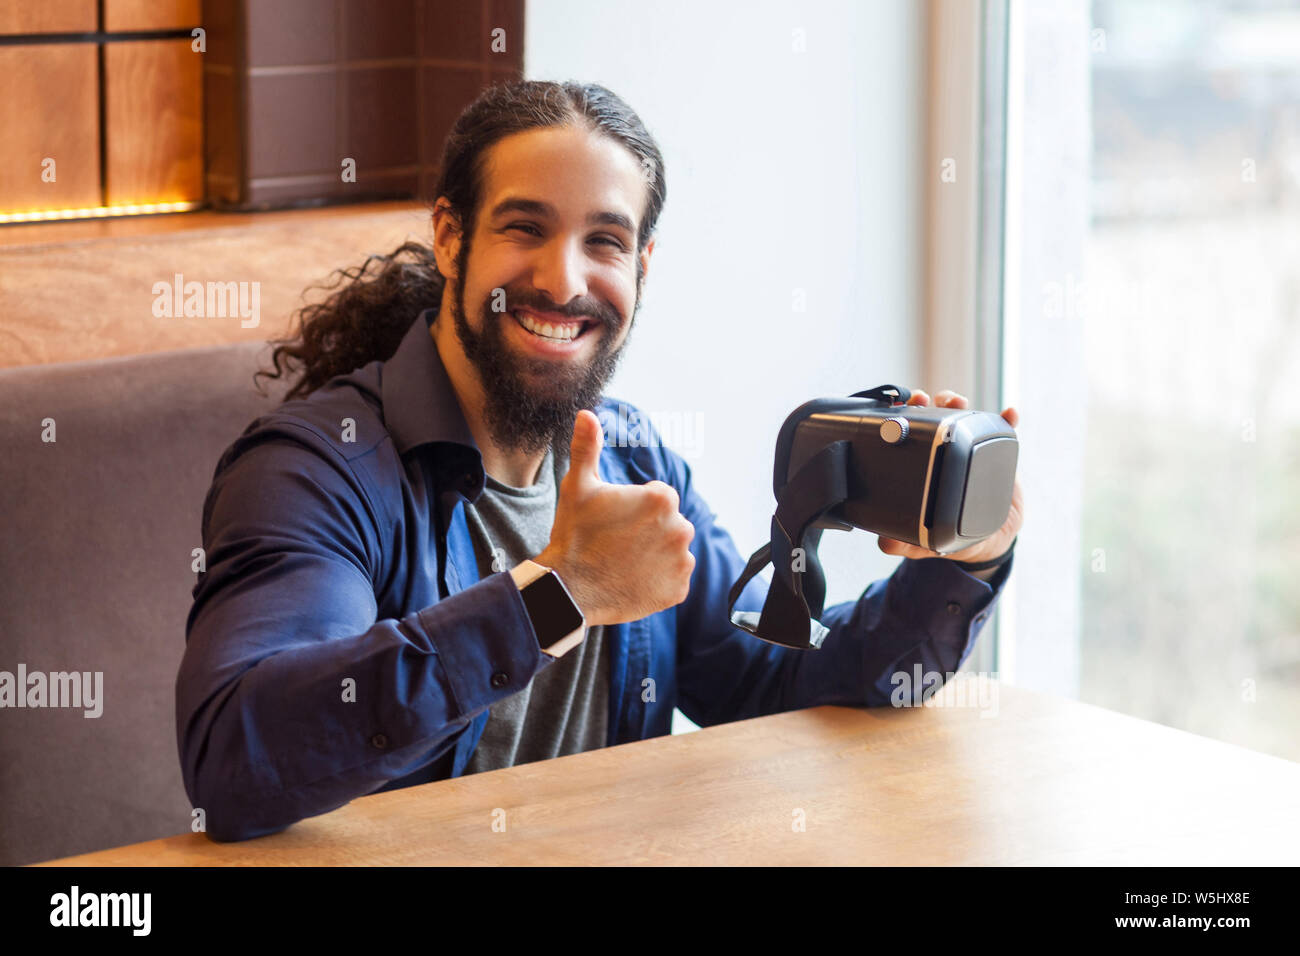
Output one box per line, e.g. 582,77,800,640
506,298,620,329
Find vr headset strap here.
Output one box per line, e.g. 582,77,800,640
727,439,852,649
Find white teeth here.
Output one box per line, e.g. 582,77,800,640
514,310,582,342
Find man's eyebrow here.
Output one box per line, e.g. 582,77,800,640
489,197,636,235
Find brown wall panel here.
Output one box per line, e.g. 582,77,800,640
0,0,97,35
201,0,238,63
485,0,523,63
104,0,202,31
202,0,524,210
0,45,100,214
246,71,337,178
344,0,417,60
421,64,484,167
246,0,334,68
348,66,419,169
104,40,204,205
422,0,481,60
203,68,241,203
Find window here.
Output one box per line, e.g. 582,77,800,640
996,0,1299,760
1080,0,1300,760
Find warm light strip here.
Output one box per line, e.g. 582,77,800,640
0,201,200,224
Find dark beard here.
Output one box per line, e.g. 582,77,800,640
447,258,638,460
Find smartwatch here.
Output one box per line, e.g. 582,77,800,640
509,560,586,658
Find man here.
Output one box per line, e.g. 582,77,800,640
177,80,1024,842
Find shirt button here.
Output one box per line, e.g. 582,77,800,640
371,733,388,749
491,672,509,689
946,602,962,616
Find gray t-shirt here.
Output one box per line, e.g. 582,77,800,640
461,443,610,775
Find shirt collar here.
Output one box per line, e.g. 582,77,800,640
381,309,483,481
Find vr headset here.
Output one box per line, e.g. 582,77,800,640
728,384,1018,650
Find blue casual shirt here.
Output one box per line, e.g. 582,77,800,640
177,310,1013,841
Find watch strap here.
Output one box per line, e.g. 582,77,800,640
509,558,549,589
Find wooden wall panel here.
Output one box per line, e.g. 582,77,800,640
0,0,97,35
104,0,202,32
206,0,525,209
0,46,100,214
104,40,204,205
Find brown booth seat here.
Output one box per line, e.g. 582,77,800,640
0,341,286,866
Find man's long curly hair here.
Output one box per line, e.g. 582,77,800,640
256,80,667,401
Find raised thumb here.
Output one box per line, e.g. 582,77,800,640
566,409,605,488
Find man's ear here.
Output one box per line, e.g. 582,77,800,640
431,198,463,280
638,237,655,293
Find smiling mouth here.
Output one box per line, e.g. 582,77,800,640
510,309,594,343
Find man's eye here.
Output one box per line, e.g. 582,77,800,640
506,224,623,251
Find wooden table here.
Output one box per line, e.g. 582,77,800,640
39,683,1300,865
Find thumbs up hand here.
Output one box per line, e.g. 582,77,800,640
535,409,696,627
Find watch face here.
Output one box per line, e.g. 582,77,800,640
520,572,584,647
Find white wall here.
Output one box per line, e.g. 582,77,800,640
525,0,927,616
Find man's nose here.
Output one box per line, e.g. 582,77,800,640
529,236,589,307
